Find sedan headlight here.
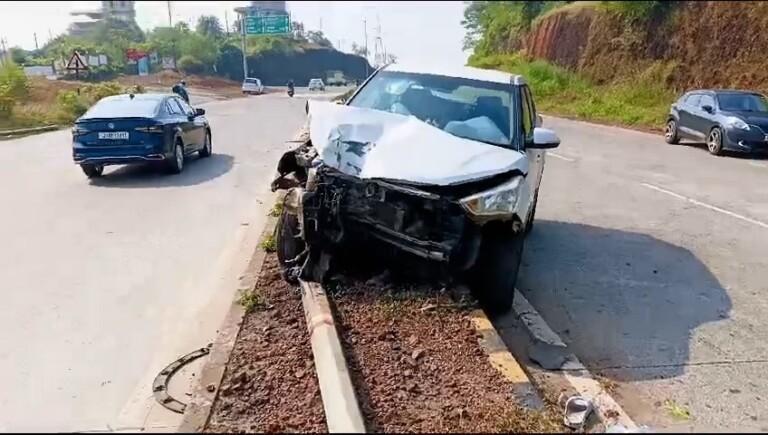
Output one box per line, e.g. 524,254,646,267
460,176,523,217
726,117,750,130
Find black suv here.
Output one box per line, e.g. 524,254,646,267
665,89,768,155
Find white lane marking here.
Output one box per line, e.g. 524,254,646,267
749,161,767,168
513,291,640,430
548,152,576,162
640,182,768,230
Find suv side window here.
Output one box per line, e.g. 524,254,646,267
521,86,535,140
685,94,701,107
699,94,715,110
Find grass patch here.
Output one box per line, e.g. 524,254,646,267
663,399,691,420
260,234,277,253
469,53,676,130
267,201,283,218
238,288,269,313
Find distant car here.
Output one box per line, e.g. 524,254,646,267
308,78,325,92
72,93,211,178
242,78,264,95
665,89,768,155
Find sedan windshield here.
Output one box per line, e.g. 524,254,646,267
348,70,513,146
717,93,768,112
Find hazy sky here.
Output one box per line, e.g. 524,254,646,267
0,1,470,68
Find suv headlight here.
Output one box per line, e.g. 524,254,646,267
726,117,750,130
460,176,523,217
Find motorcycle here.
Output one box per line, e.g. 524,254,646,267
287,87,294,98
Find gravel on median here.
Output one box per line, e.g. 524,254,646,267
205,254,327,433
329,275,561,433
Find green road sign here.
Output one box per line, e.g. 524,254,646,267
245,14,291,35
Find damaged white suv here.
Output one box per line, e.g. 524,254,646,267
271,63,560,312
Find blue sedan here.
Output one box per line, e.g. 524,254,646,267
72,93,212,178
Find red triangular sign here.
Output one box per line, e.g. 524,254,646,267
66,52,88,70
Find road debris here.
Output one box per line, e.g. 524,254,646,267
152,346,211,414
528,340,571,370
561,394,594,430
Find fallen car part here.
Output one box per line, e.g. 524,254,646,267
152,345,211,414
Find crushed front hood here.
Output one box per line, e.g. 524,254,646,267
307,101,527,186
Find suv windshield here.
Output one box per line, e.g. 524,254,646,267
245,79,259,84
717,93,768,112
348,70,513,146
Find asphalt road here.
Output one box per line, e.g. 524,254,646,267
0,93,317,431
508,117,768,431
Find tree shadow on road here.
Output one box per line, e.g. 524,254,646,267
516,220,731,382
88,153,235,188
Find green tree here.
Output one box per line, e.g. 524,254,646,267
351,42,368,57
9,47,28,65
196,15,224,39
179,32,219,68
306,30,333,48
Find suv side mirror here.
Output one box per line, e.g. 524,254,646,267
702,104,714,114
194,108,205,116
529,127,560,149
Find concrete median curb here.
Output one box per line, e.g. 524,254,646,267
300,280,367,433
512,290,640,431
178,198,279,433
469,309,544,410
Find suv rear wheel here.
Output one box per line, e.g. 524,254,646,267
470,229,525,314
664,119,680,144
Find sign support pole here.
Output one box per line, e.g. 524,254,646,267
240,10,248,80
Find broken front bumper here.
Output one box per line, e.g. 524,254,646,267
298,167,483,269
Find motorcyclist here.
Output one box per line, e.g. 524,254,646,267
287,79,295,97
172,80,190,103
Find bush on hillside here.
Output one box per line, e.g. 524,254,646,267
178,55,206,75
54,81,145,123
0,62,30,117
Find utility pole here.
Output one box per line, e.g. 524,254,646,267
167,1,172,27
224,10,230,36
34,33,39,51
363,19,368,77
0,37,7,66
240,10,248,80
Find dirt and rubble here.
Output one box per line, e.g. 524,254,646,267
205,254,326,433
205,245,562,433
326,259,561,433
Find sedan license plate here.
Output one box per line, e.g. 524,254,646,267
98,131,129,140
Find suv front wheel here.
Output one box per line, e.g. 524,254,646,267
470,229,525,314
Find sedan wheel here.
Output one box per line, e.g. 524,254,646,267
168,142,185,173
81,164,104,178
664,119,679,144
199,132,212,158
707,127,724,155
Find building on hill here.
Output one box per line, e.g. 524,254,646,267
69,1,137,36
